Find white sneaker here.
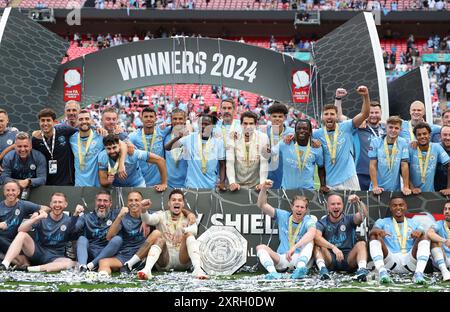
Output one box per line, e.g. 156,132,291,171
193,268,208,280
442,269,450,282
97,271,110,281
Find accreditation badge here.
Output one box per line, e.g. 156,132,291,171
48,160,57,174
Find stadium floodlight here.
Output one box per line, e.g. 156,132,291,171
28,8,55,23
294,10,320,28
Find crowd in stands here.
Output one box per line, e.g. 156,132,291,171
0,0,447,10
65,30,450,123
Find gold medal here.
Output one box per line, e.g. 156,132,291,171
384,138,398,171
77,130,94,171
142,128,157,152
323,124,339,166
392,217,408,254
294,142,311,172
288,215,303,248
417,146,431,184
198,134,211,175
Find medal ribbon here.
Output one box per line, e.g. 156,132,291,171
77,130,94,171
392,217,408,254
141,128,157,152
444,222,450,238
324,123,339,164
288,215,302,248
270,126,284,148
409,122,415,142
221,120,235,147
198,133,211,174
107,159,119,175
169,210,183,231
294,142,311,171
417,146,431,183
384,138,398,171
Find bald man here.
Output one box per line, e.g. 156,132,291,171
400,101,440,144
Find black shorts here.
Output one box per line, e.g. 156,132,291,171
330,249,355,273
0,236,13,254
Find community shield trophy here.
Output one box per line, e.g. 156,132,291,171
197,225,247,275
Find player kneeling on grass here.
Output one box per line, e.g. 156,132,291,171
137,189,207,280
256,180,316,280
97,191,161,278
369,195,430,285
313,193,369,282
0,192,83,272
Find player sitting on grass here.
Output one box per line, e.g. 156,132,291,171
137,189,207,280
369,195,430,285
255,179,316,280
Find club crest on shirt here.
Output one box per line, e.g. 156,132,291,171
60,225,67,231
15,209,20,216
340,224,346,232
6,139,13,145
58,136,66,146
30,164,36,170
106,220,112,226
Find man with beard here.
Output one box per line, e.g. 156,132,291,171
255,180,316,280
434,125,450,191
0,181,50,267
164,109,189,188
75,191,123,272
408,122,450,194
312,86,371,190
62,101,81,128
1,132,47,188
353,102,385,190
226,111,269,190
137,189,207,280
369,116,411,195
426,200,450,281
129,107,170,187
266,102,294,189
165,114,226,190
369,196,431,285
0,192,84,272
70,110,126,187
400,100,440,143
215,99,240,185
97,191,161,277
101,107,128,141
272,119,326,191
215,98,241,148
98,134,167,190
313,193,369,282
